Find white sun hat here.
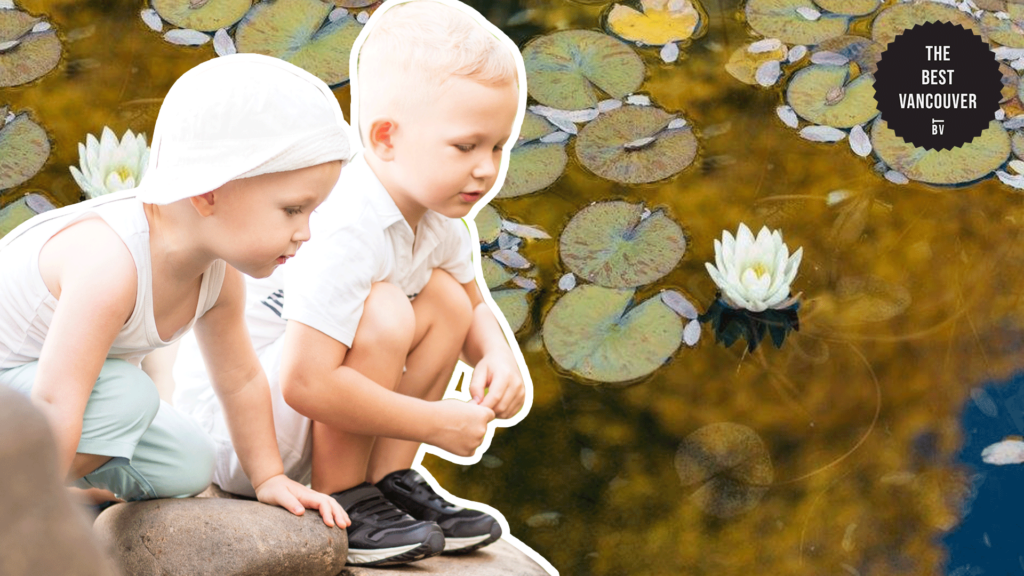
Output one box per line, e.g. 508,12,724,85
135,53,352,205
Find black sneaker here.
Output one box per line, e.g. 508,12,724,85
376,469,502,555
331,482,444,566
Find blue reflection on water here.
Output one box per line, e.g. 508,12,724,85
943,372,1024,574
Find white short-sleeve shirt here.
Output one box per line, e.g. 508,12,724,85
245,153,476,348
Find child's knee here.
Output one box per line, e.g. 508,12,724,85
356,282,415,353
161,421,215,497
431,270,474,332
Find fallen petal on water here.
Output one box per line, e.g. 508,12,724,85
0,0,14,8
356,10,369,23
548,116,578,135
623,135,657,150
540,130,571,144
748,38,783,53
981,439,1024,464
660,42,680,63
810,50,850,65
31,21,50,32
512,276,538,290
788,44,807,62
0,40,18,52
329,7,349,22
667,117,688,129
1010,159,1024,174
1003,116,1024,129
141,8,164,31
800,125,846,142
661,290,699,319
776,105,799,128
755,59,781,87
497,232,520,251
884,169,910,185
164,28,211,45
626,94,651,106
996,108,1006,121
598,99,623,112
849,124,872,156
502,220,551,239
558,272,577,291
796,6,822,20
994,47,1024,61
493,249,531,269
997,169,1024,189
683,319,701,346
213,28,235,56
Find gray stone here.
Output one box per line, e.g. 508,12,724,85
340,540,551,575
94,496,348,576
0,385,118,576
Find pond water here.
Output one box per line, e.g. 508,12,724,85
3,0,1024,574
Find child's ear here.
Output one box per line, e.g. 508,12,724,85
189,192,216,217
368,119,397,161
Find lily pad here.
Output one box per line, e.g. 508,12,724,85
0,192,54,238
871,2,982,47
812,0,879,16
575,105,697,184
475,204,502,245
542,285,683,383
871,118,1010,185
151,0,252,32
482,257,514,289
745,0,849,46
519,110,558,143
725,42,787,85
0,9,60,88
981,4,1024,48
605,0,703,46
560,201,686,288
522,30,645,110
0,111,49,190
815,35,883,73
499,141,568,198
674,422,773,518
234,0,363,87
492,289,530,333
785,64,877,128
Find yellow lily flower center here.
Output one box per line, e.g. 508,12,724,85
114,166,133,182
748,262,769,279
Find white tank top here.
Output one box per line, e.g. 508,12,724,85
0,190,226,369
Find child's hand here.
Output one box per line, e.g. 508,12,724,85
468,351,526,420
431,399,495,456
253,474,350,529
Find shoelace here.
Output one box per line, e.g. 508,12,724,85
349,490,409,524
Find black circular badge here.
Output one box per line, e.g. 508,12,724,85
873,21,1002,151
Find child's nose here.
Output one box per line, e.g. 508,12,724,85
294,220,312,243
473,152,499,180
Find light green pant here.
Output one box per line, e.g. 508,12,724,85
0,358,215,501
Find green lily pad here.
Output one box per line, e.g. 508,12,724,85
725,42,788,86
0,192,54,238
498,142,568,199
816,35,884,74
871,118,1010,185
575,105,696,184
475,204,502,244
234,0,362,87
981,4,1024,48
786,64,877,128
0,111,50,190
812,0,880,16
560,201,686,288
492,288,530,333
871,2,982,47
151,0,253,32
482,257,514,289
0,10,61,88
519,111,558,143
522,30,645,110
745,0,849,46
542,285,683,384
674,422,774,518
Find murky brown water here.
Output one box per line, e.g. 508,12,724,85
4,0,1024,574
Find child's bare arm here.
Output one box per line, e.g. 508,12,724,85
461,280,526,419
34,219,137,479
193,266,346,527
280,319,494,457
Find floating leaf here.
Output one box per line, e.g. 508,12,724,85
0,111,49,190
235,0,363,87
725,42,787,85
164,28,210,45
745,0,849,45
576,105,697,184
812,0,880,16
0,192,53,238
522,30,645,110
475,204,502,244
482,257,514,289
151,0,251,32
674,423,774,518
492,289,530,333
0,9,60,88
871,1,982,47
499,141,568,198
786,64,877,128
871,118,1010,185
981,4,1024,48
542,285,683,383
816,35,883,73
799,124,846,142
605,0,703,46
560,201,686,288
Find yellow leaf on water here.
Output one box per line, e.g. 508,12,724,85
606,0,701,46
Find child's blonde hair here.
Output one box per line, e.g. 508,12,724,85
356,0,519,137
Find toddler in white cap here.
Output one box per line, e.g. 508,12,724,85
0,53,350,527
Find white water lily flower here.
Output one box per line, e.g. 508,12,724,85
69,127,150,198
705,223,803,312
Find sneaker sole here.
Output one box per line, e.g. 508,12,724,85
346,531,445,567
442,522,502,555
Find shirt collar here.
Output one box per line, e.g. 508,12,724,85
349,153,406,230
